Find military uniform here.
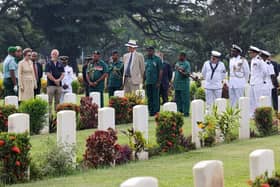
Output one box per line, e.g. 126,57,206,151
202,60,226,109
3,49,18,96
108,61,124,97
249,54,268,116
87,60,108,107
229,55,250,107
174,60,191,116
61,65,74,103
145,55,163,116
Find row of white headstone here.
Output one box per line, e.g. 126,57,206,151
191,95,273,148
119,149,275,187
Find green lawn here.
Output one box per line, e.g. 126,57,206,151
10,114,280,187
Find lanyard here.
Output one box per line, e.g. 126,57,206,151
209,62,219,80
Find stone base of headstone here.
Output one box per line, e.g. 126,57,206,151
132,151,149,161
120,177,158,187
193,160,224,187
133,105,148,141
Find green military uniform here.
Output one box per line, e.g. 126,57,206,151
145,55,163,116
174,60,191,116
87,60,108,107
108,61,124,97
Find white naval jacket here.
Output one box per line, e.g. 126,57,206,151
202,60,226,89
249,55,268,86
229,55,250,89
264,61,275,89
62,65,74,93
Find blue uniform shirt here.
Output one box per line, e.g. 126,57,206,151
3,55,18,78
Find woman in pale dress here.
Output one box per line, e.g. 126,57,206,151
18,48,37,101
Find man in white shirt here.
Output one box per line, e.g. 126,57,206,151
228,44,250,107
249,46,268,117
60,56,74,103
260,50,275,106
202,50,226,110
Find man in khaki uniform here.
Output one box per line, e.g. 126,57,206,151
123,40,145,93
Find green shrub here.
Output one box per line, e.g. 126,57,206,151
0,105,17,132
0,132,31,184
71,80,79,94
155,111,184,152
194,87,205,101
255,107,274,136
19,98,48,135
214,105,240,142
190,82,197,101
40,144,76,177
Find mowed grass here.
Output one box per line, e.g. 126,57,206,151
11,115,280,187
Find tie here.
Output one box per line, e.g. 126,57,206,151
125,53,133,76
33,63,38,81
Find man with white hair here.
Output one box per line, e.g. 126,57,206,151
228,44,250,107
123,39,145,93
201,50,226,110
248,46,268,117
45,49,65,115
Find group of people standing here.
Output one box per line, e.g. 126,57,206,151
2,41,278,119
202,45,278,118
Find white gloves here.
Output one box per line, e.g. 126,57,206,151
13,86,18,93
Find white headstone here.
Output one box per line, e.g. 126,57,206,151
259,96,270,107
57,110,76,146
98,107,115,130
133,105,148,140
245,84,250,98
163,102,177,112
191,100,204,148
4,96,18,109
214,98,227,114
135,89,145,99
120,177,158,187
239,97,250,139
90,92,101,107
193,160,224,187
114,90,125,97
36,94,49,134
8,113,29,133
249,149,275,180
63,93,77,104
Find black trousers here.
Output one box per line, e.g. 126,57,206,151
272,88,278,111
159,84,169,104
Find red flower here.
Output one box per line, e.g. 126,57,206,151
11,146,21,154
261,184,270,187
171,134,176,137
15,161,21,166
0,140,5,146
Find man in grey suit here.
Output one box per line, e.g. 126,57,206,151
123,40,145,93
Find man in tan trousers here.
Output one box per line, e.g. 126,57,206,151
123,40,145,93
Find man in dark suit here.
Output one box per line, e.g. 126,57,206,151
31,51,43,96
157,52,172,104
270,58,279,110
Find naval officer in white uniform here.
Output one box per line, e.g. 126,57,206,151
260,50,275,106
249,46,268,117
229,44,250,107
202,50,226,110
